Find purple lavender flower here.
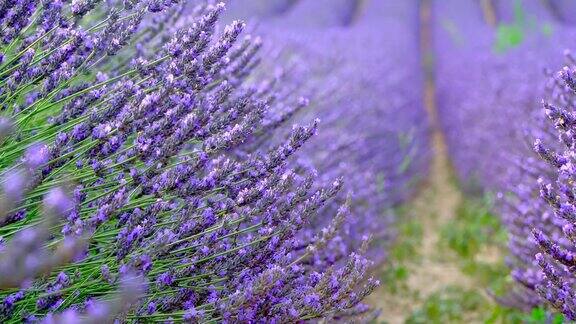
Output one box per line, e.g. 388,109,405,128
24,142,50,170
0,117,13,140
510,59,576,319
0,1,392,322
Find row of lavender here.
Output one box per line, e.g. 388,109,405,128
434,0,576,319
232,0,430,263
0,0,429,322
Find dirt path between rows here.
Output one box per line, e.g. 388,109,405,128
366,1,476,322
366,131,471,323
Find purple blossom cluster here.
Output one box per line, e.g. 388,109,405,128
523,58,576,320
0,0,418,322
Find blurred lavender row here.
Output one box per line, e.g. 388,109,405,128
433,0,576,315
226,0,431,263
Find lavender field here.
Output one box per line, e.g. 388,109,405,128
0,0,576,323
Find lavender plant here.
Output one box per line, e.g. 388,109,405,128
434,0,571,194
224,0,363,27
432,0,576,311
226,0,429,264
0,1,382,322
493,0,555,25
194,0,428,315
514,58,576,320
543,0,576,25
222,0,298,21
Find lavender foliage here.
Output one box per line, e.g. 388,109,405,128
225,0,430,264
0,1,395,322
524,58,576,320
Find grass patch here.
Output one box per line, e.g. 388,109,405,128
404,286,560,324
375,192,565,323
435,197,565,323
437,196,515,295
405,286,484,323
493,0,553,53
380,209,423,294
439,197,506,259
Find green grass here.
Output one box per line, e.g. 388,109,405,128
376,192,566,323
405,286,485,323
439,197,506,258
398,196,524,323
493,0,553,53
419,197,566,323
380,210,423,294
405,286,563,324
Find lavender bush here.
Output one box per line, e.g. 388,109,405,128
521,56,576,320
434,0,561,193
224,0,362,27
300,0,428,263
493,0,555,25
433,0,576,312
225,0,430,264
543,0,576,25
0,1,389,322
